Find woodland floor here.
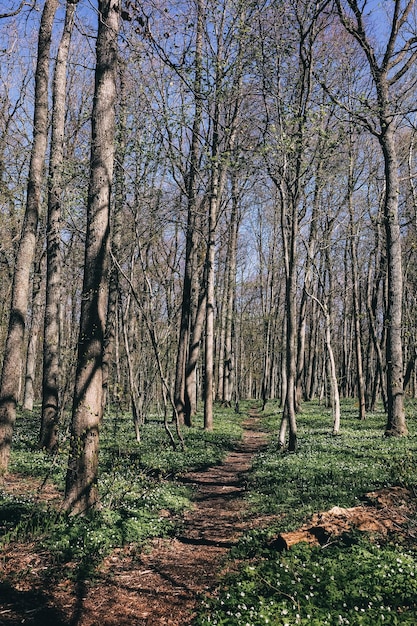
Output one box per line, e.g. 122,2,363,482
1,410,417,625
0,410,271,625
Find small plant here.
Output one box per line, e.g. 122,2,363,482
195,537,417,625
193,399,417,625
1,402,244,583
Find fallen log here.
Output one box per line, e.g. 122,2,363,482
268,488,414,551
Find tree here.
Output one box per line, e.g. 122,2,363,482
258,0,329,450
219,171,240,407
0,0,58,474
334,0,415,436
203,0,247,430
346,130,366,420
63,0,120,513
173,0,204,427
40,0,78,451
22,241,45,411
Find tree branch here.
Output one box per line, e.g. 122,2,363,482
0,0,26,18
389,44,417,86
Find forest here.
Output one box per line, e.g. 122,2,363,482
1,0,417,624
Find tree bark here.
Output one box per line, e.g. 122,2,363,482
222,174,239,406
185,287,206,419
323,232,340,434
366,238,388,411
102,59,126,412
204,159,219,432
279,176,298,451
296,160,321,408
347,138,366,420
0,0,58,474
121,288,141,442
40,0,77,450
381,123,407,435
174,0,203,427
63,0,120,513
22,248,45,412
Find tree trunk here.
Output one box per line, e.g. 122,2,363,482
326,314,341,436
121,289,141,442
323,249,340,434
296,165,320,409
279,180,298,451
340,243,350,399
174,0,203,427
40,0,77,450
305,291,319,401
347,142,366,420
102,60,126,412
23,249,46,411
217,251,227,403
381,123,407,435
185,287,206,420
63,0,120,513
222,174,239,406
0,0,58,474
204,168,219,431
366,243,388,411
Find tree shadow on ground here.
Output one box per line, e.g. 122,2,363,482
0,581,69,625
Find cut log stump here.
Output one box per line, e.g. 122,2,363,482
268,487,414,551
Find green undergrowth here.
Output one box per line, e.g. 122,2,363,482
0,402,244,579
246,399,417,530
194,399,417,625
195,537,417,625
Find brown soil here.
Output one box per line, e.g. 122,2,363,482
1,413,416,626
0,411,269,625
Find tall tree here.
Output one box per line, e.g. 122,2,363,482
203,0,246,430
221,172,240,406
40,0,78,451
102,59,126,414
63,0,120,513
259,0,327,450
22,242,45,411
0,0,58,474
347,132,366,420
174,0,204,427
335,0,414,436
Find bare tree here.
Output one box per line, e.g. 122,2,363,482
335,0,415,435
0,0,58,474
174,0,204,427
259,1,328,450
63,0,120,513
40,0,78,451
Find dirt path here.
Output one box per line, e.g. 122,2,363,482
0,410,268,625
4,412,414,625
83,412,268,625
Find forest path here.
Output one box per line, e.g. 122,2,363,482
79,407,269,625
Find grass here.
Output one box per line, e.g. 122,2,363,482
3,398,417,623
246,400,417,529
193,399,417,625
0,402,244,580
195,538,417,625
